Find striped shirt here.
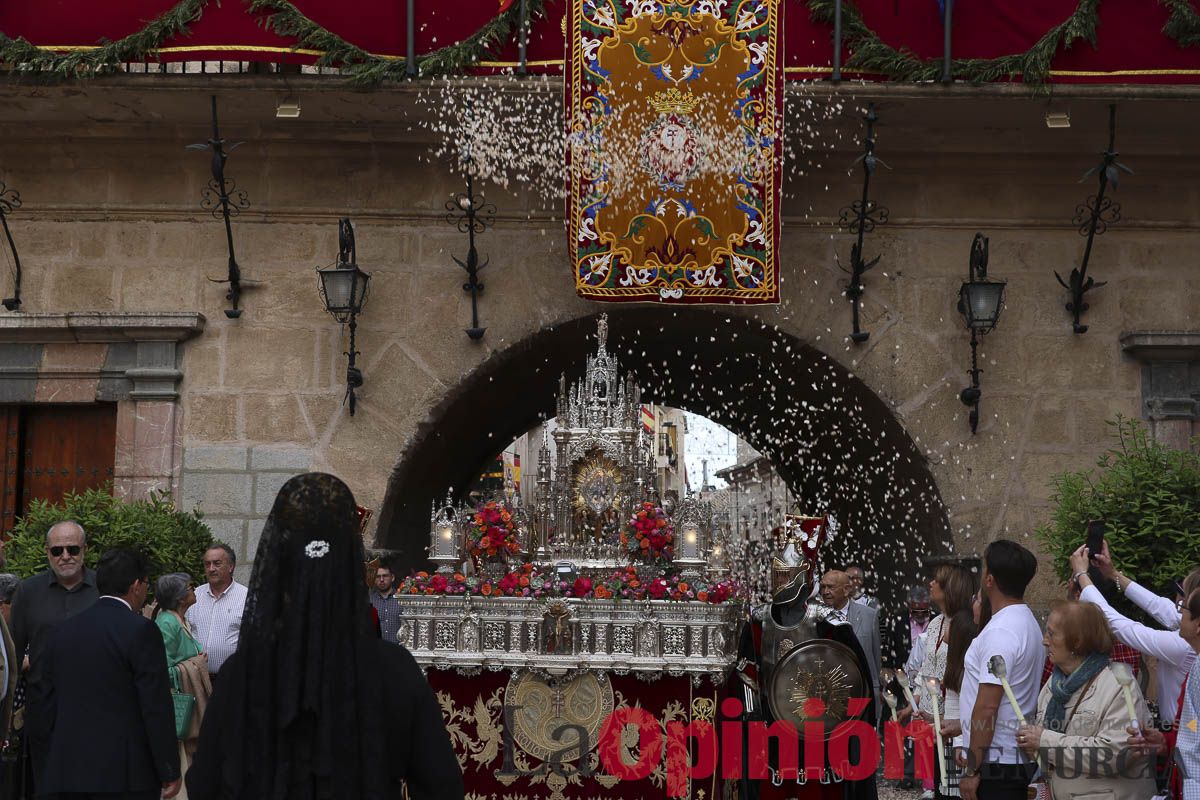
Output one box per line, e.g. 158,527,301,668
1182,659,1200,800
186,580,247,674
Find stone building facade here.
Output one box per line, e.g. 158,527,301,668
713,439,793,543
0,77,1196,600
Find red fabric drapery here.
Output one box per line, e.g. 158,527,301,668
3,0,1200,83
425,669,724,800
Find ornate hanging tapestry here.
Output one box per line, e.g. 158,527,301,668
567,0,783,304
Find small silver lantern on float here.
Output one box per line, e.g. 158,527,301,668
708,530,730,579
672,498,710,581
429,499,461,575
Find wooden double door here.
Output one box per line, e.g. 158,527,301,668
0,403,117,534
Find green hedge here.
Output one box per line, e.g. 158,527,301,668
1037,416,1200,611
3,487,215,596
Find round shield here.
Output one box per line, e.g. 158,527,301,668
767,639,869,738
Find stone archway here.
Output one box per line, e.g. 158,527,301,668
376,308,952,600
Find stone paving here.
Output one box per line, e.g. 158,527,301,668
877,784,925,800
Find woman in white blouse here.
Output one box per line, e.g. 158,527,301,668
1071,545,1197,719
937,609,979,799
1127,587,1200,800
1093,543,1198,632
916,564,977,799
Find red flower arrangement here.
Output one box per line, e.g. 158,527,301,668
466,501,520,560
621,502,674,565
397,564,741,605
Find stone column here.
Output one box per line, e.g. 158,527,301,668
112,340,188,499
1120,332,1200,450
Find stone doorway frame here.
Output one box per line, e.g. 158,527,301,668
0,312,205,500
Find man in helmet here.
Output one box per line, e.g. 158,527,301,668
732,517,879,800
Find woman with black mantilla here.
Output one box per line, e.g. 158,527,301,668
186,473,464,800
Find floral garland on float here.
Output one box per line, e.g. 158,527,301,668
621,501,674,582
465,501,520,578
397,562,740,605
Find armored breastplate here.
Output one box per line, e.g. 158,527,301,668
759,600,822,689
758,601,868,736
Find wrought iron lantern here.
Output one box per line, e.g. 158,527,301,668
837,103,890,343
444,157,496,340
188,96,253,318
1056,104,1129,334
317,218,372,415
0,181,22,311
956,233,1006,434
428,501,461,575
672,498,710,581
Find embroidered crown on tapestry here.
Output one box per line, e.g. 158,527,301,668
567,0,784,304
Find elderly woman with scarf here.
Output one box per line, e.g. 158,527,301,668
1017,601,1156,800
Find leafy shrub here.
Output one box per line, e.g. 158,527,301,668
1037,416,1200,612
3,487,215,594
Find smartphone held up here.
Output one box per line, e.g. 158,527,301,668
1085,520,1107,560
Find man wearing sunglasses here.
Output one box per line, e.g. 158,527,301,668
9,520,98,794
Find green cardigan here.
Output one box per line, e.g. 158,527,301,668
155,611,203,692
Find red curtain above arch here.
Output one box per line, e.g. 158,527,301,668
2,0,1199,83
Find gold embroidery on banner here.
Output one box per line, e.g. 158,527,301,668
546,771,569,800
505,671,615,762
568,0,782,303
436,687,505,773
593,770,621,789
441,681,704,797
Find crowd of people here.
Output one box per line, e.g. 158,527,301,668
876,539,1200,800
0,486,1196,800
0,473,463,800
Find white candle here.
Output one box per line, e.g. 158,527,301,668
895,668,918,711
882,690,899,722
927,677,948,793
987,655,1027,725
1110,663,1140,733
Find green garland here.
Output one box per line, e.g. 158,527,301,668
1162,0,1200,48
0,0,545,83
0,0,208,77
247,0,547,83
0,0,1195,84
806,0,1100,85
807,0,1200,85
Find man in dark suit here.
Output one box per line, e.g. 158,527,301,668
40,548,181,799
